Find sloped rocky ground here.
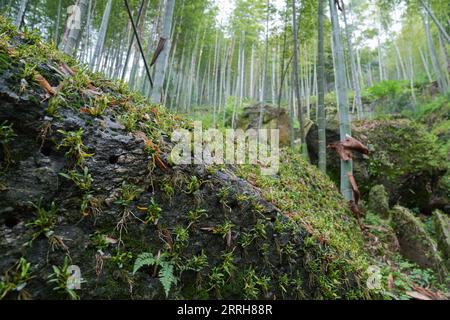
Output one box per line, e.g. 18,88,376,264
0,18,373,300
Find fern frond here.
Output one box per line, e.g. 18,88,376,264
159,262,178,297
133,252,156,274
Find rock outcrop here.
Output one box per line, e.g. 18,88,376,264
390,206,448,282
0,19,372,300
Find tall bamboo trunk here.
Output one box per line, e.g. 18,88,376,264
317,0,326,173
292,0,307,157
329,0,353,201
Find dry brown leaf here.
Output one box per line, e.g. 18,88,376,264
34,74,55,95
153,154,168,172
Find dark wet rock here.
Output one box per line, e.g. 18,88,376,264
433,210,450,270
390,206,448,281
368,185,390,219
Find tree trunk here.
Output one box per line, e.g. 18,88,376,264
425,15,445,93
317,0,326,173
342,2,363,119
14,0,28,29
54,0,62,45
150,0,175,104
90,0,112,71
257,0,270,136
329,0,353,201
292,0,307,157
419,0,450,44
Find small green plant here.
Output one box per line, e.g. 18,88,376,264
187,208,208,224
80,193,103,218
243,268,259,299
57,129,94,166
90,231,109,251
184,250,209,272
239,231,256,248
213,219,235,239
208,266,225,295
173,225,189,246
47,256,81,300
59,166,93,191
220,251,236,278
161,180,174,199
253,219,267,239
0,121,16,144
144,198,162,225
115,182,142,207
117,113,139,131
0,258,32,300
111,251,133,269
217,186,231,207
133,252,178,297
0,120,16,163
26,200,57,242
184,176,201,194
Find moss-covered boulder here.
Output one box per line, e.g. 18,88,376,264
433,210,450,270
307,119,448,213
390,206,447,281
0,19,374,300
368,185,390,219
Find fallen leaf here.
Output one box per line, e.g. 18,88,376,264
34,73,55,95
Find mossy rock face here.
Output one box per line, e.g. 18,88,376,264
368,185,390,219
0,19,374,300
433,210,450,270
237,104,292,146
307,119,448,213
390,206,448,281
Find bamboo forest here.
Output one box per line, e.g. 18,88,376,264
0,0,449,301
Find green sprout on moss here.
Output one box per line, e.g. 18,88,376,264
239,231,257,248
0,120,16,164
144,198,162,225
187,208,208,225
82,94,110,117
0,257,32,300
184,176,201,194
278,273,290,297
213,219,235,239
26,199,57,243
217,186,231,208
59,166,93,192
208,266,225,296
115,182,142,207
243,268,260,299
184,250,209,272
220,251,236,278
111,251,133,269
160,180,175,199
117,113,139,132
47,256,82,300
80,193,103,218
0,121,16,144
173,225,189,251
57,129,94,166
89,231,109,251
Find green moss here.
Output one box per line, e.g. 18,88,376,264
236,149,373,298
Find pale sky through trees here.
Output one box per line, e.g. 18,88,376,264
214,0,404,49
